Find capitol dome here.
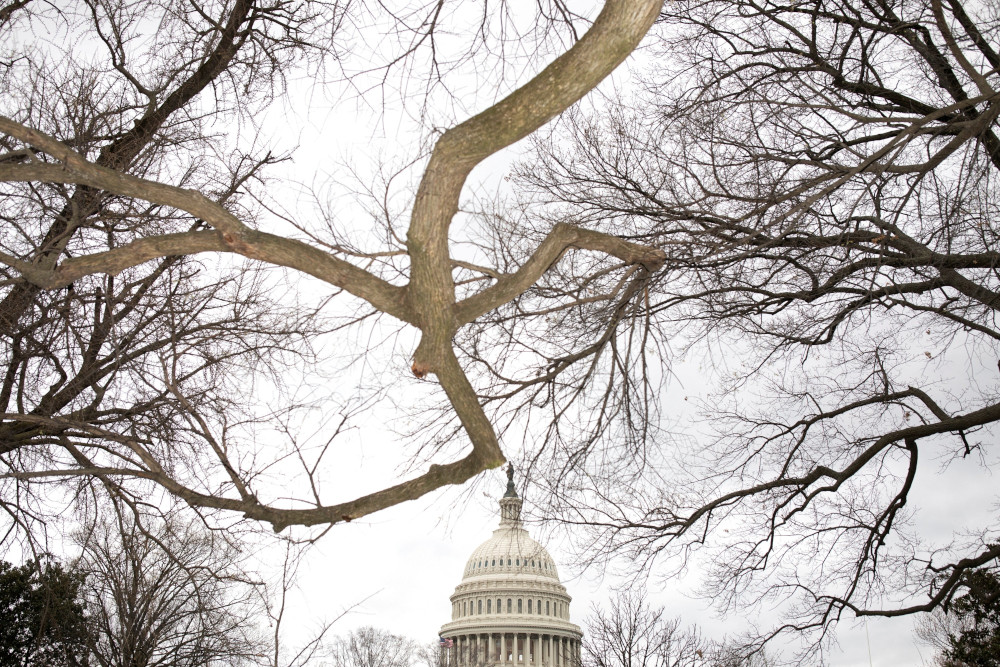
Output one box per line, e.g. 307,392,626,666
440,466,582,667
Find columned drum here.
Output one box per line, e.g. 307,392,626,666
439,466,582,667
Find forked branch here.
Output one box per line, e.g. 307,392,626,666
0,0,666,529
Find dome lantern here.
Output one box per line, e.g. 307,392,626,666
499,463,523,526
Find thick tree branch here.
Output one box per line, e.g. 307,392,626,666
456,222,666,325
0,121,410,322
406,0,663,328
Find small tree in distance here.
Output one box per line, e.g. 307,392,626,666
583,590,705,667
583,590,775,667
330,627,418,667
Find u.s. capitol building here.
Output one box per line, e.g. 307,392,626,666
440,466,582,666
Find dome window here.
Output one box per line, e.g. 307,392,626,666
546,600,550,615
507,558,511,566
487,599,492,613
507,598,512,613
478,600,483,614
497,598,501,613
528,599,533,613
537,599,542,614
531,560,535,567
516,559,520,566
518,599,523,613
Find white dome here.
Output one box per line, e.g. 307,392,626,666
439,465,582,656
462,525,560,582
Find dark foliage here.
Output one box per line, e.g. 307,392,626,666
0,558,90,667
945,568,1000,667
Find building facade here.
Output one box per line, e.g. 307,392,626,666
440,466,582,667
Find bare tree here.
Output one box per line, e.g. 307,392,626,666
414,642,446,667
0,0,665,542
510,0,1000,658
75,511,266,667
584,590,705,667
329,627,417,667
704,647,774,667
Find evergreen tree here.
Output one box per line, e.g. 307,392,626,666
0,558,90,666
945,569,1000,667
